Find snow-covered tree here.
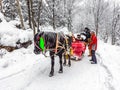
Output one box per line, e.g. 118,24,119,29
2,0,17,20
111,2,120,45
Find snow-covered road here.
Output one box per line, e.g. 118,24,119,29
24,55,103,90
0,41,120,90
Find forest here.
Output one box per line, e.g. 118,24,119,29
0,0,120,46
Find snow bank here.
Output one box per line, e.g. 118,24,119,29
0,14,33,47
97,40,120,90
0,14,69,47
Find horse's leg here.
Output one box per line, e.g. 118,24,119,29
63,53,66,66
68,54,71,67
49,51,55,77
58,53,63,73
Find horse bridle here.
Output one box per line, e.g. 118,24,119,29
34,41,43,51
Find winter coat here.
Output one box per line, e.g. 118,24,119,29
89,34,97,50
81,31,91,43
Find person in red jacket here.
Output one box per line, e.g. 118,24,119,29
89,31,97,64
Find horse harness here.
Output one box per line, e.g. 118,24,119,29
34,33,68,57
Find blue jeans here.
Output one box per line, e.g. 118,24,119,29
91,50,97,63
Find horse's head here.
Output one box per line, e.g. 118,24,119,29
34,32,44,54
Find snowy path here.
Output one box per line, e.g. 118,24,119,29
0,52,112,90
0,51,106,90
0,42,120,90
0,50,103,90
24,60,103,90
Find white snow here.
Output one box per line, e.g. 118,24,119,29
0,13,120,90
0,19,33,46
42,0,49,7
0,39,120,90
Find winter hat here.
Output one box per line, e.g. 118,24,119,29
84,27,90,32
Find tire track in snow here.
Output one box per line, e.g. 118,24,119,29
22,59,51,90
0,61,39,81
0,69,25,81
23,66,50,90
96,53,115,90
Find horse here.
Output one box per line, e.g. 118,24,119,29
34,31,71,77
